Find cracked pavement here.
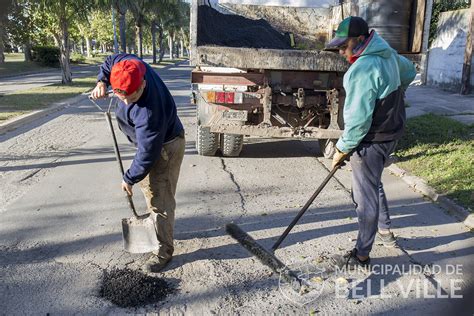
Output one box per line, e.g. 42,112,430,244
1,62,473,314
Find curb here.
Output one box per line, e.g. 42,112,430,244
387,163,473,230
0,93,87,135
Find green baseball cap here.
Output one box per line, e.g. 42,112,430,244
326,16,369,49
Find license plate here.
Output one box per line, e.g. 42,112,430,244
223,110,248,121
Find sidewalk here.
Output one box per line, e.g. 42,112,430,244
405,84,474,125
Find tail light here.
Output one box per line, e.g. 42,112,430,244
204,91,243,104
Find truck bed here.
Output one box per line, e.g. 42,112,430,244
193,46,349,72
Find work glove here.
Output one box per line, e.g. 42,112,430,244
331,147,349,169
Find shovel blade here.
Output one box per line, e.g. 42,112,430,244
122,214,160,253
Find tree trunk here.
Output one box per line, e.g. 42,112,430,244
180,39,184,58
152,22,157,64
80,38,84,55
158,25,164,63
136,23,143,58
0,18,5,64
23,41,33,62
168,34,173,60
59,17,72,84
461,0,474,95
111,5,119,53
86,37,91,57
119,10,127,53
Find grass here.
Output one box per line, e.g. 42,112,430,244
0,76,96,121
0,53,56,77
394,114,474,212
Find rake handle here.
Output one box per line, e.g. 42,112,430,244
271,164,340,252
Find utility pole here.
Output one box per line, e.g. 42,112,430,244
112,5,119,53
460,0,474,95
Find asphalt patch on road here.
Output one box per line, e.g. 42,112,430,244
99,268,174,308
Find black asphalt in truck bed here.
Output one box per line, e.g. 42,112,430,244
197,5,292,50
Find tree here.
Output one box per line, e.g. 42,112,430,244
94,0,129,53
75,13,95,57
150,0,189,63
5,1,37,61
0,0,14,63
91,10,116,52
37,0,92,83
128,0,152,58
149,0,173,63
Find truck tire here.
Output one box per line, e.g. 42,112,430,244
220,133,243,157
196,125,219,156
319,139,337,159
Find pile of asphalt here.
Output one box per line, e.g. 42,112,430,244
197,5,292,49
99,268,173,308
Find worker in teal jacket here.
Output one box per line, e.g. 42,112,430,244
326,16,416,267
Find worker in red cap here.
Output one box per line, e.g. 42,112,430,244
91,53,185,273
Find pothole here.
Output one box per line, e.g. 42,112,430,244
99,268,175,308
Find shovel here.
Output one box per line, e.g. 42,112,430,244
89,95,159,253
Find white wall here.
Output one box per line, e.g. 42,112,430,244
427,9,474,91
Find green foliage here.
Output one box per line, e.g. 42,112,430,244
32,46,60,66
5,1,36,48
70,52,86,63
429,0,471,46
90,10,115,46
395,114,474,211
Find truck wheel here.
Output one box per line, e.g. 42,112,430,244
319,139,337,159
220,133,243,157
196,125,219,156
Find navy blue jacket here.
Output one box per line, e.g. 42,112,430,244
97,53,184,185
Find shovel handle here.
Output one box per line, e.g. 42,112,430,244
104,111,139,218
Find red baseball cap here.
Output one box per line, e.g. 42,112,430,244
110,59,146,96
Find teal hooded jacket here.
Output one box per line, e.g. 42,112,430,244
336,31,416,153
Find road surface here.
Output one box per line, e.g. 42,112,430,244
1,62,473,314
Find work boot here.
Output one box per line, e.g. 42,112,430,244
144,255,172,273
330,248,370,270
375,231,397,247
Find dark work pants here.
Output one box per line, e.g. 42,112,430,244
350,141,397,257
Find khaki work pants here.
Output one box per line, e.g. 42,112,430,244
139,135,185,260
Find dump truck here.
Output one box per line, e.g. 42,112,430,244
190,0,433,157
